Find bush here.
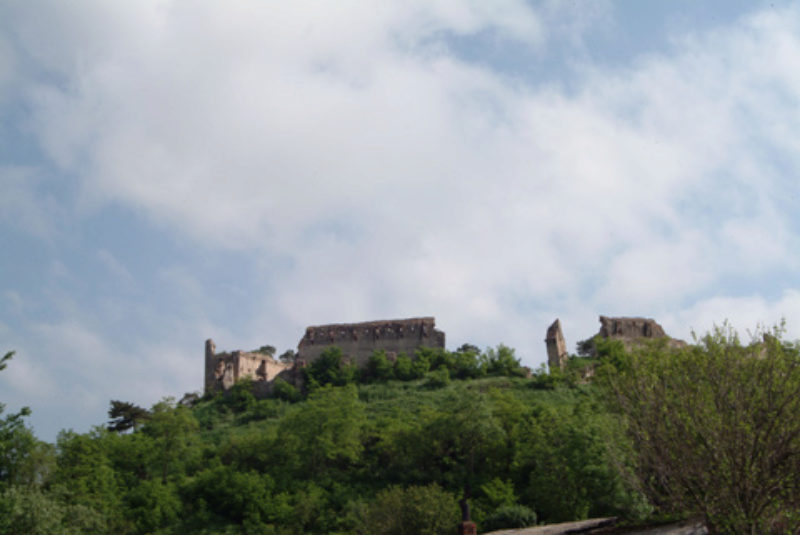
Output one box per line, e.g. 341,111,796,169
272,378,301,402
393,355,415,381
224,379,257,413
424,367,450,389
363,484,459,535
304,347,357,389
482,505,537,532
364,351,395,383
482,345,525,377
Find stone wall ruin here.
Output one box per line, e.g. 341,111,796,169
204,339,293,394
204,317,446,395
597,315,667,339
545,318,568,371
296,317,445,367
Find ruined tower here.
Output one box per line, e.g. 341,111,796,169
545,319,568,371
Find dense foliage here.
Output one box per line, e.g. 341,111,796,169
598,325,800,534
3,328,798,534
0,344,645,534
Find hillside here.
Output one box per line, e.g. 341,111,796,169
3,328,800,534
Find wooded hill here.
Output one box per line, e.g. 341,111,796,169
2,327,800,534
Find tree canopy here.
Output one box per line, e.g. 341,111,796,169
599,324,800,534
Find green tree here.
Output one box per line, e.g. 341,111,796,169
0,351,54,490
364,350,395,383
141,398,200,483
277,385,366,478
451,345,484,379
257,345,276,356
181,464,285,531
0,485,104,535
0,352,32,486
600,324,800,534
362,484,459,535
303,347,357,389
393,354,415,381
482,345,525,377
272,377,302,402
107,400,150,433
278,349,296,364
53,429,128,532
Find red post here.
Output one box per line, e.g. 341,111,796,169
458,521,477,535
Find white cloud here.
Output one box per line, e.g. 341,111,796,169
666,290,800,343
35,2,793,330
0,166,58,238
3,2,800,438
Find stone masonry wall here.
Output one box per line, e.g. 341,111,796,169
594,315,686,351
296,317,445,367
598,315,667,339
204,339,292,394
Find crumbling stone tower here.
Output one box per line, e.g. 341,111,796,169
545,319,568,371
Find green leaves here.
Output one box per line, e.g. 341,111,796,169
361,484,459,535
601,324,800,533
107,400,150,433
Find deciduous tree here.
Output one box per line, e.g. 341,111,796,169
600,325,800,534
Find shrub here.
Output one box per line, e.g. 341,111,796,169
304,347,357,389
272,378,301,402
394,355,415,381
424,367,450,389
363,484,459,535
364,351,395,383
482,505,537,532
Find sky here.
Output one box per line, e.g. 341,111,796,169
1,0,799,441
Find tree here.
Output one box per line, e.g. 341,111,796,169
277,385,366,478
141,398,199,484
279,349,297,364
52,429,127,532
600,324,800,534
364,350,394,383
0,485,104,535
107,400,150,433
257,345,276,356
362,484,459,535
482,344,525,377
303,347,356,389
0,351,38,487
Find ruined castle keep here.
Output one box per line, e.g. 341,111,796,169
204,317,446,394
297,317,445,367
204,339,293,394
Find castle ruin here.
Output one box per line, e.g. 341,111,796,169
204,317,446,394
597,315,667,339
205,314,685,395
204,339,293,394
545,319,568,371
595,315,686,350
296,317,445,367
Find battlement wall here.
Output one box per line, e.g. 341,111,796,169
297,317,445,366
